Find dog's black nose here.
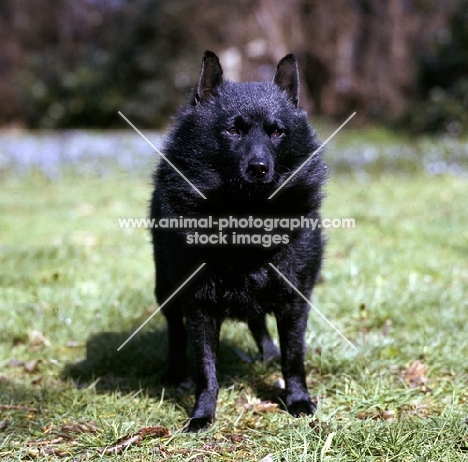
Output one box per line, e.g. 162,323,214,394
246,158,269,177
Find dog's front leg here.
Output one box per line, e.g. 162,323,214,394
185,308,221,432
276,303,316,417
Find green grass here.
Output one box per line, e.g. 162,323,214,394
1,131,468,460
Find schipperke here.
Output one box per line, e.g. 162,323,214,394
150,51,326,432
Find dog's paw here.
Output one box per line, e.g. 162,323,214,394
183,416,214,432
287,399,316,417
262,343,281,363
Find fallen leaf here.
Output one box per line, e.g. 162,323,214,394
0,404,39,412
137,426,170,438
27,437,65,446
41,447,70,457
403,360,428,388
58,420,99,440
202,442,221,452
254,402,279,412
230,434,244,443
243,399,279,413
382,409,396,421
100,426,170,455
28,445,70,457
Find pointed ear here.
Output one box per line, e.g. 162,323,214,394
273,54,300,106
191,50,223,105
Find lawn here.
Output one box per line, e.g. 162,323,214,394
0,129,467,460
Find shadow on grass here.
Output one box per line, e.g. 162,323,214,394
63,329,167,393
62,327,284,416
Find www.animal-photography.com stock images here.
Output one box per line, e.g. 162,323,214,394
1,1,468,461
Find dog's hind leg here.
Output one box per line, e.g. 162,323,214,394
160,301,188,385
248,315,280,363
156,267,188,386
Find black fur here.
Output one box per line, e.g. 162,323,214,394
150,51,326,432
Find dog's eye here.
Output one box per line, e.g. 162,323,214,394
270,129,284,139
225,127,240,136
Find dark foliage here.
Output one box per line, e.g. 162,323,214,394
405,1,468,134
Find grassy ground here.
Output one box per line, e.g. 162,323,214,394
1,130,468,460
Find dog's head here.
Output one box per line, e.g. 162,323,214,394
191,52,318,191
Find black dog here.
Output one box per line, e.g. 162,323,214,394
150,51,326,431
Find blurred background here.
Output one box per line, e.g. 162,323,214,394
0,0,467,134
